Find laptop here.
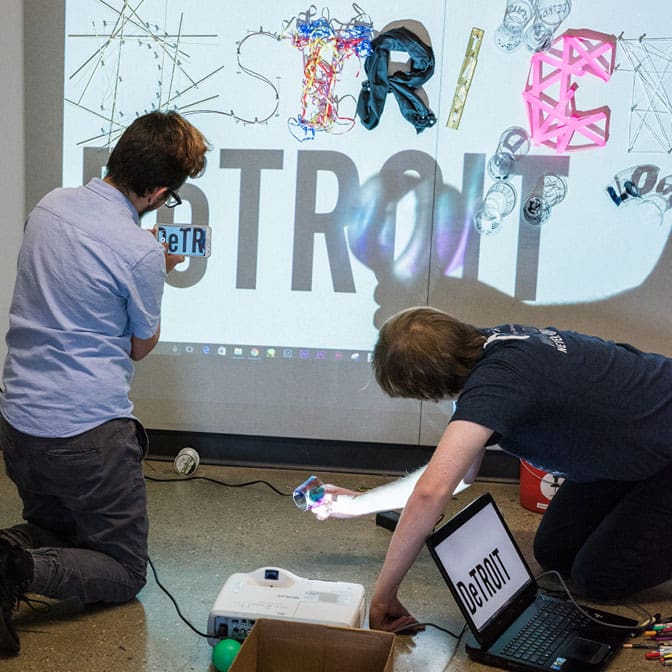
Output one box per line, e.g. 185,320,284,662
426,493,638,672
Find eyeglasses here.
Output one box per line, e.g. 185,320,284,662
164,188,182,208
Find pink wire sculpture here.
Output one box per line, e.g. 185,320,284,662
523,29,616,152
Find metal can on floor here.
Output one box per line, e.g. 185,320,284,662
174,447,200,476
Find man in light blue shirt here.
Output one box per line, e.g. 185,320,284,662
0,111,209,654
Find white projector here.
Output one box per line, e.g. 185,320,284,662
207,566,366,645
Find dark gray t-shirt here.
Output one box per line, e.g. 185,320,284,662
451,324,672,482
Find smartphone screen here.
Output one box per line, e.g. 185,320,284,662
157,225,211,258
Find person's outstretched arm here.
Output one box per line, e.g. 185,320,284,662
311,444,485,519
368,419,493,632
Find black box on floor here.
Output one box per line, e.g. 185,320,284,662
375,510,400,531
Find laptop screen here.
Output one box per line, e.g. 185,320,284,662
428,494,535,633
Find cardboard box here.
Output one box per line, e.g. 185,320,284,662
229,618,395,672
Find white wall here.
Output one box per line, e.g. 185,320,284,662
0,1,24,365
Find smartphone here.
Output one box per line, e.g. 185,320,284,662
156,224,211,258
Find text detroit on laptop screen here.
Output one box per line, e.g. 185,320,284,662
432,502,532,630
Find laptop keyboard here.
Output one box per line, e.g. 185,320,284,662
502,599,590,666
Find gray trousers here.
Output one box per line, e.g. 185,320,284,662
0,415,148,604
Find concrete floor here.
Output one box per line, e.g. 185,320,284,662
0,455,669,672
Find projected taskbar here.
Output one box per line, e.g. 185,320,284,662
154,341,373,363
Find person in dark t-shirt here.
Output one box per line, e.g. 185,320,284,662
311,306,672,633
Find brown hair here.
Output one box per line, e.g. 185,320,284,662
105,111,210,196
373,307,485,400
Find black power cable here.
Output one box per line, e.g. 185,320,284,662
144,473,293,497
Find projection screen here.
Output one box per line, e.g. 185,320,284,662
24,0,672,449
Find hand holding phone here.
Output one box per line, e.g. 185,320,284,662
156,224,211,258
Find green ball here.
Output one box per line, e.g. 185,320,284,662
212,638,241,672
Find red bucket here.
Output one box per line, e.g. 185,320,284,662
519,460,565,513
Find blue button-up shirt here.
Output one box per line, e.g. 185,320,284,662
1,178,166,437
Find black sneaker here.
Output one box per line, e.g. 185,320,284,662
0,538,34,654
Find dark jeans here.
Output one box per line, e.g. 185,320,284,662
0,415,148,604
533,461,672,600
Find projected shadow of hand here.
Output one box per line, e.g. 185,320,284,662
369,195,672,350
351,144,672,350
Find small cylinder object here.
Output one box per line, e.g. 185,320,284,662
174,447,200,476
293,475,326,511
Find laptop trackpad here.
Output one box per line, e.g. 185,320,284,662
563,637,611,664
